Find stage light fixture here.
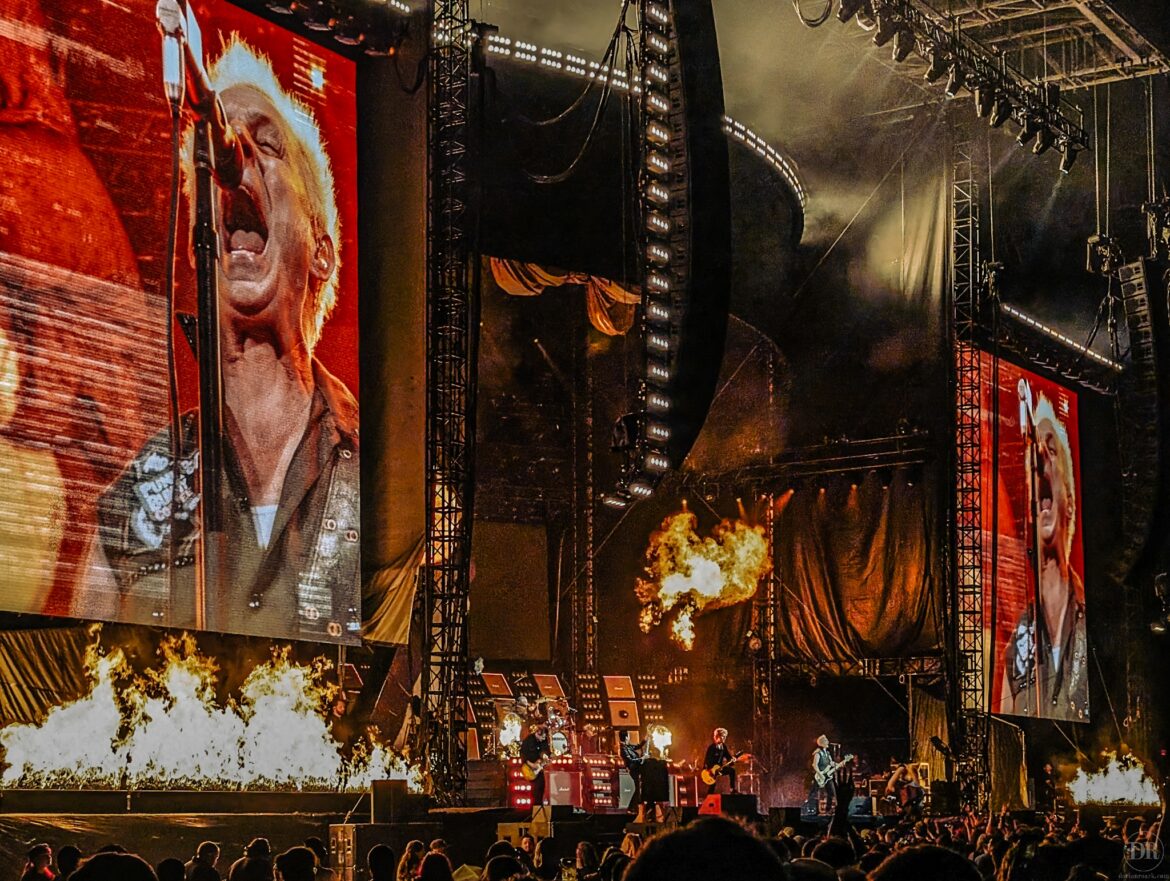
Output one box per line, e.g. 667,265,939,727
646,91,671,115
891,28,915,63
1058,140,1081,174
647,301,671,323
646,151,671,175
602,491,631,509
266,0,296,13
837,0,866,24
647,63,669,85
646,244,671,265
646,182,671,205
1151,619,1168,635
944,63,966,98
647,422,670,441
647,361,670,383
647,393,671,413
646,211,671,234
647,121,671,145
298,0,333,30
629,481,654,499
923,48,949,82
648,332,671,352
872,11,900,48
1016,114,1041,147
330,15,364,45
989,97,1012,128
645,2,669,27
647,272,671,293
974,83,994,118
645,452,670,471
647,33,670,56
1033,126,1056,155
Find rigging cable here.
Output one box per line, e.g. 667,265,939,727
792,0,833,28
519,0,632,183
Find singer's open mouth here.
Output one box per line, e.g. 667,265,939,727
222,186,268,255
1038,466,1053,514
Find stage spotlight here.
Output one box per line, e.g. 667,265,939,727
1151,619,1168,635
1058,141,1081,174
891,28,915,63
629,480,654,499
923,48,949,82
330,15,364,45
266,0,296,12
974,83,994,118
872,11,900,48
945,63,966,98
1033,126,1056,155
989,97,1012,128
837,0,867,24
298,0,333,30
1016,114,1041,147
602,490,632,509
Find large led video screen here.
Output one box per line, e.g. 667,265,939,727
0,0,360,643
980,352,1087,721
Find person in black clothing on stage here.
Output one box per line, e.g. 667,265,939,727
703,727,738,795
619,729,646,810
519,723,550,806
808,734,837,814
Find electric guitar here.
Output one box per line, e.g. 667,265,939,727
700,751,750,786
520,758,545,781
814,753,854,788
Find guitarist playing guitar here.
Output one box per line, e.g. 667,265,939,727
808,734,853,814
702,727,745,794
519,723,550,805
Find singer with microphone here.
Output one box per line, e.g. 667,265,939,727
998,386,1087,720
77,32,359,642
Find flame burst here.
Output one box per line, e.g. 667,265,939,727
1067,752,1162,806
0,634,420,792
635,510,771,650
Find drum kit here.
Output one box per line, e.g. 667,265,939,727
494,694,587,758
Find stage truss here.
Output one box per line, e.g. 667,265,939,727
949,124,989,811
420,0,475,803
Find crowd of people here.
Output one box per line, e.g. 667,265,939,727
13,775,1162,881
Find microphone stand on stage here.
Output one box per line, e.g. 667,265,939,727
1018,379,1047,715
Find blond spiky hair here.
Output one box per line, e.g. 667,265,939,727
206,34,341,351
1032,393,1077,564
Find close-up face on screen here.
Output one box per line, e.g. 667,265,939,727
980,352,1087,722
0,0,360,643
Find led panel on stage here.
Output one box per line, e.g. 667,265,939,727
979,353,1088,722
0,0,360,642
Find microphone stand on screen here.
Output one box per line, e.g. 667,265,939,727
156,0,234,631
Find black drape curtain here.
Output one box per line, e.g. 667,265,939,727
774,468,942,661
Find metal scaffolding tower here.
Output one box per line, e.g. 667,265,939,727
420,0,475,804
949,130,989,810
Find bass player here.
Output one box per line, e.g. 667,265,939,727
808,734,850,814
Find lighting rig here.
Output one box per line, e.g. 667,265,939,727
263,0,412,55
602,0,687,510
835,0,1089,173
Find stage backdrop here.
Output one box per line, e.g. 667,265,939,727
0,0,361,643
980,353,1088,722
